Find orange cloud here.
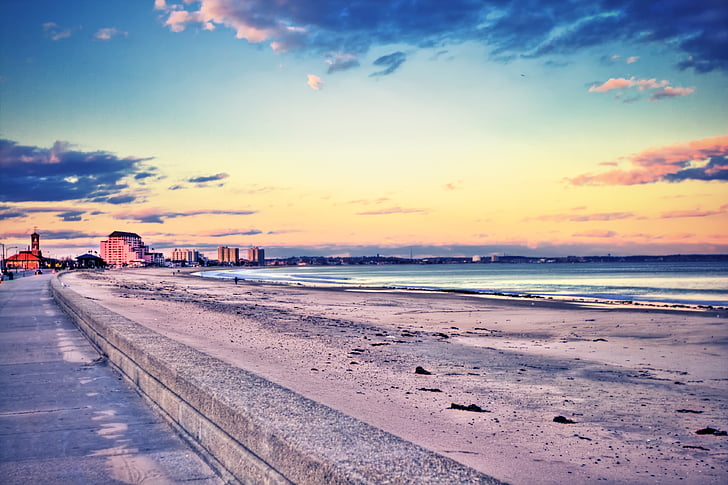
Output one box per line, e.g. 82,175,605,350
568,135,728,186
307,74,324,90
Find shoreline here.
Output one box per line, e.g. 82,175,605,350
62,268,728,484
195,267,728,313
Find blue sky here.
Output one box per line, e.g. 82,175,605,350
1,1,727,259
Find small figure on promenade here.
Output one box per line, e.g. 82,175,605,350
234,277,239,285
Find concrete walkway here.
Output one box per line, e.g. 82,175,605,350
0,273,222,484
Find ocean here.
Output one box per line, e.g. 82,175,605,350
199,261,728,307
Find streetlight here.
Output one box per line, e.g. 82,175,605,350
6,247,17,272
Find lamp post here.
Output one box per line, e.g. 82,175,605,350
6,247,17,272
0,243,4,271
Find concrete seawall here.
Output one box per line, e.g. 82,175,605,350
51,274,505,484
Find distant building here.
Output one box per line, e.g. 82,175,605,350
6,231,45,270
247,246,265,266
171,248,200,264
75,253,106,268
217,246,239,264
100,231,162,268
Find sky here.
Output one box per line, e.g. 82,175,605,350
1,0,727,260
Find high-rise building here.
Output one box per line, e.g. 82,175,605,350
247,246,265,266
217,246,239,264
171,248,199,264
100,231,161,268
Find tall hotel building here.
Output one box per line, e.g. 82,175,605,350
247,246,265,266
217,246,239,264
100,231,162,268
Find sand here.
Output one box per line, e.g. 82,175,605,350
61,267,728,484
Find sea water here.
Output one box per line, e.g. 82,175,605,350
200,261,728,307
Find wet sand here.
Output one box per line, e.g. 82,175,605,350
62,268,728,484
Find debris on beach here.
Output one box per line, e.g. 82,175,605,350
415,366,432,375
553,416,576,424
676,409,703,414
695,427,727,436
450,403,489,412
418,388,443,392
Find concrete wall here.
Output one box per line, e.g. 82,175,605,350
52,274,505,485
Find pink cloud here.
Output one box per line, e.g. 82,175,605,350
94,28,128,41
526,212,635,222
649,86,695,101
626,56,639,64
589,76,694,103
568,135,728,186
660,209,723,219
588,77,668,93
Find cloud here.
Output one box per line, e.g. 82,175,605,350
187,172,229,184
660,208,724,219
43,22,72,41
326,54,360,73
307,74,324,90
356,206,428,216
649,86,696,101
626,56,639,64
94,28,128,41
58,210,85,222
443,180,464,191
589,77,694,102
0,139,157,203
347,197,390,205
568,135,728,186
114,208,257,224
526,212,635,222
370,52,407,77
158,1,728,74
199,229,263,237
0,229,102,240
572,230,618,238
0,209,26,220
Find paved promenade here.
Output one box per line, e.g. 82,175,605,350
0,273,222,484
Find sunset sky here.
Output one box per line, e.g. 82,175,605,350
1,0,727,260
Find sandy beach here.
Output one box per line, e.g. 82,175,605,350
61,267,728,484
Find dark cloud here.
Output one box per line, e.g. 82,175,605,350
58,211,85,222
205,230,263,237
162,0,728,73
0,229,100,240
327,58,360,73
106,194,137,205
0,209,26,220
0,139,156,203
370,51,407,77
188,173,229,184
665,156,728,182
115,209,257,224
